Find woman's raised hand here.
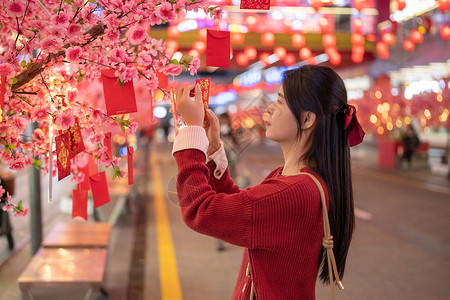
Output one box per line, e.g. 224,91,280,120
204,109,221,156
175,84,204,126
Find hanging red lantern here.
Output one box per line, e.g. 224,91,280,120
310,0,323,11
329,52,341,65
441,25,450,39
292,33,305,48
299,47,312,60
231,32,245,45
438,0,449,11
410,29,423,43
165,39,179,54
376,42,389,59
403,39,415,51
245,15,257,31
198,28,207,42
167,25,181,38
319,17,330,34
352,45,365,56
353,0,365,11
382,32,396,45
260,53,271,65
192,40,206,54
351,33,365,46
236,53,249,66
396,0,406,10
352,18,364,34
283,53,296,66
244,46,257,60
261,32,275,46
351,52,364,63
322,33,336,48
274,47,287,59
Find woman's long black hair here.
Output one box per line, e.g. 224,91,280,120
282,65,355,284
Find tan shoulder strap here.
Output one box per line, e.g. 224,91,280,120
298,172,344,300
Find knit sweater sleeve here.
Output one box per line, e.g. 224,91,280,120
207,160,240,194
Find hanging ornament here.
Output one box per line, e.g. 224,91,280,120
326,47,341,65
274,47,287,59
441,25,450,39
244,46,257,60
352,18,364,34
165,39,179,54
231,32,245,45
198,28,207,41
236,53,249,66
322,33,336,48
353,0,365,11
410,29,423,43
438,0,449,11
292,33,306,48
396,0,406,11
319,17,330,34
382,32,396,45
403,39,415,51
167,25,181,38
351,33,365,46
376,42,389,59
260,53,271,65
283,53,296,66
192,40,206,54
299,48,312,60
310,0,323,11
261,32,275,46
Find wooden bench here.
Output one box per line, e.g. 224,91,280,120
41,222,111,248
18,247,108,300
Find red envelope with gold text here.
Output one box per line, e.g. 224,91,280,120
190,78,210,111
206,30,230,68
0,75,5,110
89,171,111,208
72,189,88,221
104,132,113,161
56,132,71,181
66,118,85,158
101,69,137,116
127,146,134,185
240,0,271,10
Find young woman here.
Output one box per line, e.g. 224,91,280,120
172,65,365,299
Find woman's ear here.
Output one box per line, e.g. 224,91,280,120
301,111,316,130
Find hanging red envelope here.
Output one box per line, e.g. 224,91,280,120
127,146,134,185
0,75,5,110
240,0,271,10
206,30,230,68
66,118,85,158
157,72,168,89
170,87,179,135
89,171,111,208
197,78,210,110
55,132,71,181
149,90,155,123
101,68,137,116
77,164,90,190
72,189,88,221
104,132,113,161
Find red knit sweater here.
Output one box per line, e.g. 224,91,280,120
174,149,329,300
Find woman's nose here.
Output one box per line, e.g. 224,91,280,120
266,103,274,114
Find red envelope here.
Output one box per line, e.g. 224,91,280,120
171,88,179,135
206,30,230,68
157,72,168,89
149,90,155,123
77,164,90,190
0,75,5,110
101,68,137,116
104,132,113,161
66,118,85,158
72,189,88,221
55,132,71,181
240,0,271,10
89,171,111,208
127,146,134,185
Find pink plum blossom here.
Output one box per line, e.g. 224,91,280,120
12,116,26,132
189,57,201,75
149,38,163,56
164,64,182,76
68,24,82,35
65,46,83,63
14,207,30,217
137,51,152,66
56,110,75,130
53,12,69,25
2,204,14,212
31,107,48,123
173,3,186,19
0,185,5,197
7,2,25,18
156,2,175,22
128,25,147,44
149,11,162,25
9,161,25,170
32,128,46,141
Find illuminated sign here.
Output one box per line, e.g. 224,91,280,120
239,69,262,87
210,90,237,106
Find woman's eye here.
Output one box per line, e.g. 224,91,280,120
277,100,283,104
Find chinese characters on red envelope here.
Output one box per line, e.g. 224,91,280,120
56,132,71,181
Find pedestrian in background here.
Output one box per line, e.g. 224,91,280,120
401,124,420,168
172,65,365,299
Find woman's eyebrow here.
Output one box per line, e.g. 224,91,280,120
277,93,284,98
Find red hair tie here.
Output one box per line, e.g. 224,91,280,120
344,105,365,147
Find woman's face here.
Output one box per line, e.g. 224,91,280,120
264,85,299,144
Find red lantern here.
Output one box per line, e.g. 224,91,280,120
189,49,200,57
322,34,336,48
167,25,181,38
260,53,271,65
382,32,396,45
441,25,450,39
310,0,323,11
283,53,296,66
236,53,249,66
261,32,275,46
244,46,257,60
319,17,330,34
274,47,287,59
165,39,179,54
403,39,415,51
198,28,207,42
410,29,423,43
192,40,206,54
292,33,305,48
438,0,449,11
351,52,364,63
299,48,312,60
396,0,406,10
245,15,257,31
329,52,341,65
352,45,365,59
231,32,245,45
351,33,365,46
352,18,364,34
376,42,389,59
353,0,365,11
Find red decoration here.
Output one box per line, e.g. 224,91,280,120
351,46,364,63
319,17,330,34
192,40,206,54
353,0,365,11
396,0,406,10
245,15,257,31
299,48,312,60
292,33,305,48
438,0,449,11
352,18,364,34
325,47,341,65
274,47,287,59
156,72,168,89
261,32,275,46
55,132,71,181
104,132,112,160
310,0,323,11
89,171,111,208
167,25,181,38
72,189,88,221
410,29,423,44
441,25,450,39
165,39,179,54
244,46,257,60
65,118,85,158
206,30,230,67
127,146,134,185
231,32,245,45
351,33,365,46
403,39,415,51
194,78,210,109
170,87,179,136
236,53,249,66
376,42,389,59
283,53,296,66
198,28,207,41
322,34,336,48
259,53,270,65
240,0,270,10
150,90,155,122
101,68,137,116
0,75,6,110
382,32,396,45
